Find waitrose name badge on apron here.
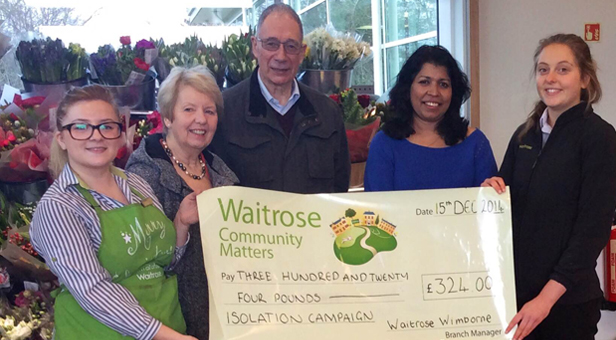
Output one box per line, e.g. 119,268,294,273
197,186,517,340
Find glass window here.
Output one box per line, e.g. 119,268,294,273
383,37,437,89
329,0,372,44
300,2,327,35
383,0,437,43
247,0,276,28
352,56,374,86
300,0,323,9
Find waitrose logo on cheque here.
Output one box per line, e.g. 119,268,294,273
216,198,321,259
215,199,398,264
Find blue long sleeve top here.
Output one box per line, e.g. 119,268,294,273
364,129,497,191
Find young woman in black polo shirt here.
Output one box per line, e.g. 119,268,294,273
483,34,616,340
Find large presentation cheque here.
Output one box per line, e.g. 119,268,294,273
197,186,517,340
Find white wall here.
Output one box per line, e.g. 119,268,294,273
478,1,616,339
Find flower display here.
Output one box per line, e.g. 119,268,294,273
15,38,88,84
90,37,156,85
0,290,54,340
0,113,35,153
302,27,371,70
130,111,163,151
0,94,51,183
154,36,226,86
222,28,257,85
330,88,379,126
330,88,384,163
0,199,55,282
1,200,38,258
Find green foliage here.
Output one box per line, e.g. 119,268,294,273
222,27,257,84
341,89,364,125
338,88,380,126
154,35,227,86
0,190,8,233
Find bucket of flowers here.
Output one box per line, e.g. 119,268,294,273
90,36,158,111
299,25,371,94
16,38,88,96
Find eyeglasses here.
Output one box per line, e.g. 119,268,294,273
257,37,303,55
62,122,123,140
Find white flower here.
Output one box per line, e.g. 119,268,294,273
8,321,32,340
303,27,370,70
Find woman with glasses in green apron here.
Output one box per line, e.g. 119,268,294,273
31,85,199,340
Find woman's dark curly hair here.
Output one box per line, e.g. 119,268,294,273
382,45,471,145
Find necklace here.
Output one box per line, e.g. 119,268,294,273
160,139,209,180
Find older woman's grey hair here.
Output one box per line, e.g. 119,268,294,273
157,66,224,133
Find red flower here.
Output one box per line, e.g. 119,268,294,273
116,145,127,159
357,94,371,109
120,36,131,45
6,131,15,142
329,94,341,104
21,96,45,108
147,111,161,125
147,111,163,135
2,140,9,147
134,58,150,71
12,93,23,108
9,113,19,121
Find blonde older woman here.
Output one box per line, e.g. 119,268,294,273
126,66,238,340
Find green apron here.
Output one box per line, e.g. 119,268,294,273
53,185,186,339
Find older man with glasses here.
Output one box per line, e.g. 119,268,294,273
212,3,350,194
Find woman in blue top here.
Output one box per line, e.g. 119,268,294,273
365,45,497,191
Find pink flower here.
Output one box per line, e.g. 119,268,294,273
6,131,15,142
14,291,30,307
120,36,131,45
135,39,155,50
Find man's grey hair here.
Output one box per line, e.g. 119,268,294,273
257,3,304,41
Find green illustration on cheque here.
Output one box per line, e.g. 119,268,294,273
331,209,398,265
